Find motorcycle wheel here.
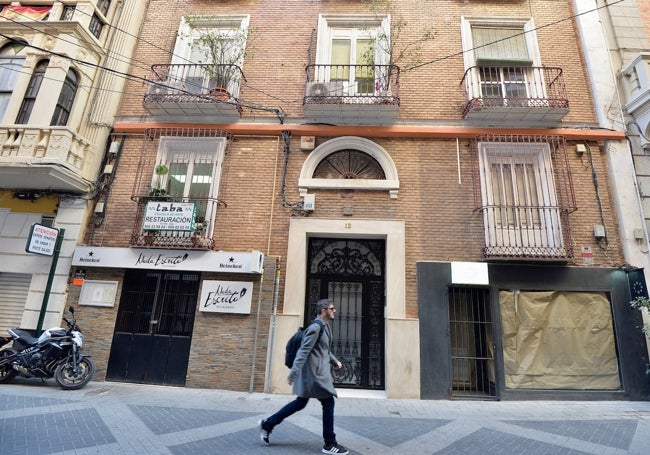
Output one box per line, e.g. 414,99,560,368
54,357,95,390
0,349,18,383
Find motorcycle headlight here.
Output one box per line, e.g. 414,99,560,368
72,331,83,347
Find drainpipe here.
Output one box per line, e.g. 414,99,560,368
264,257,281,393
249,265,265,393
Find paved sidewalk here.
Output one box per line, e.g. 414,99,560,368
1,378,649,454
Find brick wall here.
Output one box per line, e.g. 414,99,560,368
75,0,623,392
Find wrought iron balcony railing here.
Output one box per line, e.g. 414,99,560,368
130,196,221,250
143,64,245,119
304,64,400,105
478,205,573,260
461,66,569,123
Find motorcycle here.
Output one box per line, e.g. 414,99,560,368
0,306,95,390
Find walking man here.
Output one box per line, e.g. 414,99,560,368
258,299,349,454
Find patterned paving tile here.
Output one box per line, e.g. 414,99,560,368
0,393,80,412
169,422,361,455
129,404,258,434
336,415,451,447
0,408,116,455
507,419,638,450
434,427,592,455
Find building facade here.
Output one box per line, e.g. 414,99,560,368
69,0,648,400
578,0,650,361
0,2,146,333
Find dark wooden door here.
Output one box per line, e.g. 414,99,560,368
106,270,199,386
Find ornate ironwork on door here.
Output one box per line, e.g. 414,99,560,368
306,238,385,390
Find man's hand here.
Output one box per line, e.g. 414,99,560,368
335,361,342,369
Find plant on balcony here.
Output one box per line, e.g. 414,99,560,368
149,164,169,197
180,15,251,98
362,0,436,93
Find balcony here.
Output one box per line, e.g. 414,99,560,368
130,196,220,250
303,64,400,125
621,53,650,131
0,126,93,193
143,63,245,122
469,135,577,262
461,66,569,126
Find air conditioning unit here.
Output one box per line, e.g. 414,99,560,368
305,81,345,97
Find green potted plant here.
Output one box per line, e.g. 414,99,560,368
149,164,169,197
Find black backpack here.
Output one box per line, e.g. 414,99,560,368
284,319,325,368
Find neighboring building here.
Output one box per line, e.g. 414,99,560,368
576,0,650,361
71,0,648,400
0,2,147,332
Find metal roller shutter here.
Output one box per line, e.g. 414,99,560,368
0,273,31,333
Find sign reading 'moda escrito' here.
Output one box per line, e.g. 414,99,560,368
143,201,196,231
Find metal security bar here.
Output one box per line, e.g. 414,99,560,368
448,286,496,399
461,66,568,117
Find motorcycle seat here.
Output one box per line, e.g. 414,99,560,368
7,328,39,346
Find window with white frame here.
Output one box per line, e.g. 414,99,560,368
154,137,226,228
314,15,391,96
461,17,542,103
172,15,250,96
0,43,26,122
478,141,564,255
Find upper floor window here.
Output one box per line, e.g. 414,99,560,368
51,68,79,126
313,15,391,96
0,42,26,122
461,18,541,103
89,13,103,38
61,5,75,21
172,15,250,96
16,59,48,124
97,0,111,16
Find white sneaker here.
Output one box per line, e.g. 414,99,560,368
322,443,349,454
257,419,270,446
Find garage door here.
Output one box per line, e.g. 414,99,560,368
0,273,30,332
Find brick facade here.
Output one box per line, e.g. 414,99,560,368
67,0,641,398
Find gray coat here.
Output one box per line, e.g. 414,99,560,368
287,316,339,399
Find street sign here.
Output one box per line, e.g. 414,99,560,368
25,223,60,256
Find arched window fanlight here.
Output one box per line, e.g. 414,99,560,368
313,149,386,180
299,136,399,198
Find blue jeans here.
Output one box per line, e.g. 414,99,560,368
264,396,336,445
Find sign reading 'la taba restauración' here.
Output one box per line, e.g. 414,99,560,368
143,201,196,231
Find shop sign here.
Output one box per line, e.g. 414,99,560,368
143,201,196,231
199,280,253,314
72,246,264,274
25,223,59,256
